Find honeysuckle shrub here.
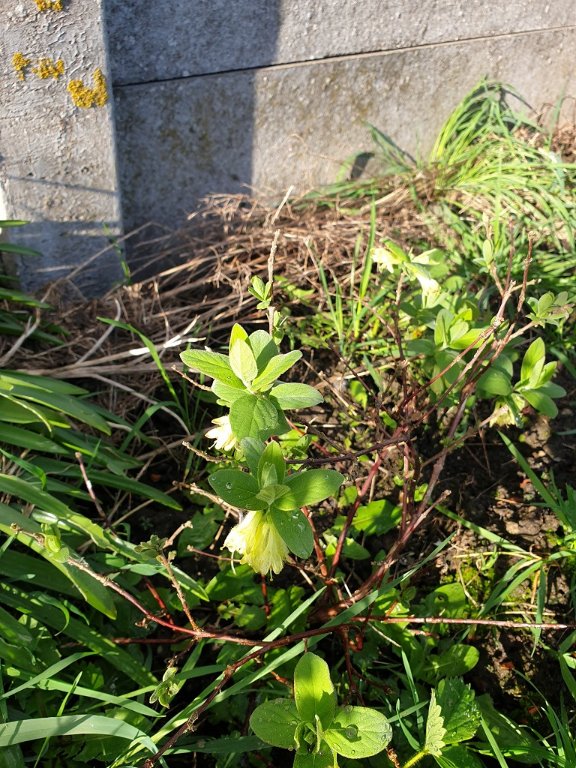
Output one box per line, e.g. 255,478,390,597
180,322,344,575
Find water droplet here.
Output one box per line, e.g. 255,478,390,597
225,482,232,490
345,725,358,739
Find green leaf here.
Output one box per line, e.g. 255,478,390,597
294,653,336,729
240,437,266,475
252,350,302,392
324,535,370,561
229,323,249,349
0,604,34,648
436,678,481,744
353,499,401,535
256,484,290,506
477,367,513,396
248,330,278,369
0,745,25,768
0,396,55,429
420,645,480,684
275,470,344,511
269,383,323,410
250,699,299,749
229,394,280,440
12,391,109,433
476,694,541,760
0,637,36,673
180,349,243,387
0,474,76,518
258,441,286,486
449,327,487,350
520,338,545,385
0,582,156,687
0,244,41,257
0,373,85,396
520,389,558,418
212,379,246,404
0,715,156,753
425,689,446,757
0,425,61,453
0,504,117,618
269,508,314,559
324,706,392,758
434,744,485,768
229,337,258,387
81,469,182,509
422,583,468,619
293,742,334,768
208,470,266,510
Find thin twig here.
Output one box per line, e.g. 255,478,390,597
75,451,106,521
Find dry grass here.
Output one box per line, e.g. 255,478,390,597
7,188,426,396
6,111,575,415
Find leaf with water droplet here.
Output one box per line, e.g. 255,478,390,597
269,507,314,559
424,689,446,757
435,678,481,744
293,741,334,768
324,705,392,759
209,469,266,510
250,698,300,749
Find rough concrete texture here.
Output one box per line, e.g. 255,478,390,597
1,0,123,296
4,1,576,294
114,26,576,234
105,0,576,84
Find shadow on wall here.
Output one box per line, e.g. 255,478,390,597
0,170,124,298
104,0,282,268
1,217,125,299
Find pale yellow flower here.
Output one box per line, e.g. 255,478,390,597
224,510,289,575
205,415,237,452
372,246,405,273
406,263,441,306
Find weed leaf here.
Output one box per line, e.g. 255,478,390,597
434,744,485,768
436,678,481,743
425,689,446,756
250,699,299,749
294,653,336,728
324,706,392,758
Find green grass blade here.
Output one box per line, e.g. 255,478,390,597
0,715,157,753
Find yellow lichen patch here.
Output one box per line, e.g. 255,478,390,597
12,52,31,80
34,0,63,11
67,68,108,108
32,57,65,79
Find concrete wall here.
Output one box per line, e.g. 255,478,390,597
2,1,576,293
1,0,123,296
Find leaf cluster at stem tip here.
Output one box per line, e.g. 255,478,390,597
180,324,344,575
